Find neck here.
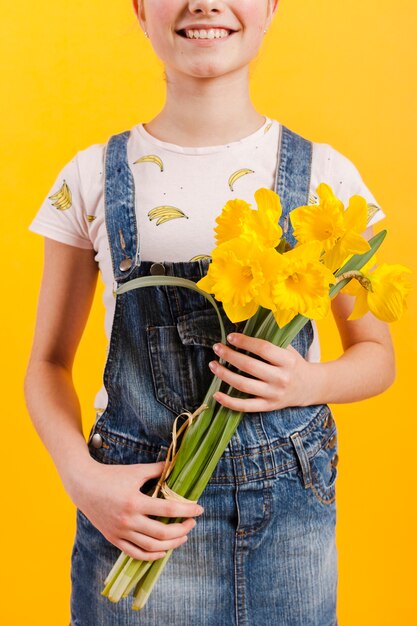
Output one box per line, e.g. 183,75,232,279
144,68,265,147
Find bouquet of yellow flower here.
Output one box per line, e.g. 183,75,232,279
101,183,411,610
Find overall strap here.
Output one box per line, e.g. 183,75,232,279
275,126,313,248
104,130,139,282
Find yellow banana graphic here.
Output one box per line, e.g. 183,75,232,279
190,254,211,261
308,192,319,205
48,180,72,211
228,168,254,192
134,154,164,172
264,122,273,134
367,203,380,223
148,206,189,226
86,215,96,222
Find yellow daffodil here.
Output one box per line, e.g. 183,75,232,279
290,183,371,271
259,241,336,328
196,238,268,322
214,199,252,245
342,263,412,322
215,188,282,249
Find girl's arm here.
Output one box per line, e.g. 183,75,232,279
25,239,203,561
208,227,396,411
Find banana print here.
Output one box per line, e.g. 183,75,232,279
228,168,254,192
190,254,212,261
49,180,72,211
264,122,273,134
134,155,164,172
367,203,380,223
148,206,189,226
86,215,96,222
308,192,319,205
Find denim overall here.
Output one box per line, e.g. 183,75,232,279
70,127,339,626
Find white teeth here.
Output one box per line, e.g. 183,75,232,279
185,28,230,40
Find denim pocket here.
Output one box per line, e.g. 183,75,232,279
309,430,338,505
291,412,338,505
146,308,234,415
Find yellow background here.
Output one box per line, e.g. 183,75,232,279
1,1,416,624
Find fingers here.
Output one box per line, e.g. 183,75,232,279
212,390,271,413
139,514,196,540
140,493,204,519
224,333,293,367
128,528,189,553
117,538,168,562
209,360,266,396
113,508,199,561
117,512,198,561
212,340,275,379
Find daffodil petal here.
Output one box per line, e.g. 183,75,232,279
347,290,370,320
340,231,371,256
284,240,323,263
196,273,215,294
316,183,345,214
368,289,405,322
223,299,259,323
273,307,298,329
214,199,252,245
367,263,412,322
254,187,282,220
343,195,368,233
341,277,363,297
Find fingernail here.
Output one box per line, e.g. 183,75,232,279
227,333,236,343
209,361,217,371
197,506,204,514
212,343,221,355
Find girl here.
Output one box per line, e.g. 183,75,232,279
25,1,395,625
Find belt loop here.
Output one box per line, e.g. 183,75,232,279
290,431,312,489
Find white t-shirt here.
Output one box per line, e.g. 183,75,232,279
30,118,385,411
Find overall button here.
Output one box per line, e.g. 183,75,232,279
150,262,166,276
326,434,337,449
324,412,334,429
119,257,133,272
91,433,103,449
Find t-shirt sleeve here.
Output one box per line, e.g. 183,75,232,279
29,146,104,250
312,143,386,227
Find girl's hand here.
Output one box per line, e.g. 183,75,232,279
209,332,316,412
73,460,204,562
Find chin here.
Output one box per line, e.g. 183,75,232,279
184,60,245,80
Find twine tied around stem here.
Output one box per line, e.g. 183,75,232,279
151,402,208,503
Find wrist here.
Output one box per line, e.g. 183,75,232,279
303,361,329,406
60,450,99,507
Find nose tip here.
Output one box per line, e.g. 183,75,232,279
189,1,222,14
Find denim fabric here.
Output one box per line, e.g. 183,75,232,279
70,128,338,626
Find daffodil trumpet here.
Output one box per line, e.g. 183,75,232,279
102,186,410,611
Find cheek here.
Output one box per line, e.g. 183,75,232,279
237,0,269,29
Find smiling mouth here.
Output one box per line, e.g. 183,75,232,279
177,28,235,40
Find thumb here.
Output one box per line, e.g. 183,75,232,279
137,460,166,484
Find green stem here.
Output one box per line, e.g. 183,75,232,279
132,550,174,611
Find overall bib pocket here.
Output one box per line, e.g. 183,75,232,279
146,308,235,416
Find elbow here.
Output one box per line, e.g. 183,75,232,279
380,344,397,393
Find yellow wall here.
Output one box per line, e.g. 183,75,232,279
1,1,416,624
